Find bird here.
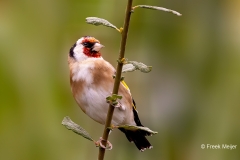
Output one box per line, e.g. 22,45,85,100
68,36,152,151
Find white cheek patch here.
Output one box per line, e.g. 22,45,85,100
73,45,89,62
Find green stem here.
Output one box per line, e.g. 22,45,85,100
98,0,133,159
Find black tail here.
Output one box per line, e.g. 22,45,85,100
119,128,152,151
119,99,152,151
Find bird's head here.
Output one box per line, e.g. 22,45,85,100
69,36,104,61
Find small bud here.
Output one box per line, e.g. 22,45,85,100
119,27,124,33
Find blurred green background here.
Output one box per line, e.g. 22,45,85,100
0,0,240,160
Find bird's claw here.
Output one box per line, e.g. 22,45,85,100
95,137,113,150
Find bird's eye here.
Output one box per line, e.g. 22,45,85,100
83,42,88,46
82,42,94,48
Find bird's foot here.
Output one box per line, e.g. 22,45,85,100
95,137,112,150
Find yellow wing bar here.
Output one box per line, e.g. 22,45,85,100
121,80,130,91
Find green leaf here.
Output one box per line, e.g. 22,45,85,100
106,94,122,101
122,61,152,73
122,64,136,73
111,125,158,135
62,116,94,142
86,17,121,32
133,5,182,16
106,94,122,107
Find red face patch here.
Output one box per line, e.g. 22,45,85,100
82,37,101,58
83,47,101,58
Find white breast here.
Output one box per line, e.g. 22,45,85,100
71,58,135,126
72,61,94,82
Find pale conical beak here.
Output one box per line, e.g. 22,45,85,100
92,43,104,52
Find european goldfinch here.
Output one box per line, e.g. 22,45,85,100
68,36,152,151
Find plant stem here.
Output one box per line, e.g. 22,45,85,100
98,0,133,159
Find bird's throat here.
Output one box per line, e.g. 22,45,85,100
83,47,101,58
